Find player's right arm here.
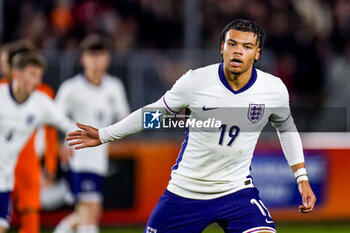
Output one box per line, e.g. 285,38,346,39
67,96,167,149
66,70,192,149
66,122,101,149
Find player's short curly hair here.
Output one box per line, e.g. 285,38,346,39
219,19,265,50
7,40,37,67
12,52,46,71
80,34,112,53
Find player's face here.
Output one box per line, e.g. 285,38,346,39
16,65,43,94
221,30,261,76
81,51,110,82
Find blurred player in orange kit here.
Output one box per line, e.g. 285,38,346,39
0,41,59,233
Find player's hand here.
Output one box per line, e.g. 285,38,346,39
66,122,102,149
298,180,316,213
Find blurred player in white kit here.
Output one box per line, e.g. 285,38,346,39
0,53,75,233
53,34,130,233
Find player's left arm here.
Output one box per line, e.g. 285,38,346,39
270,80,316,213
273,122,317,213
37,84,59,186
36,94,77,164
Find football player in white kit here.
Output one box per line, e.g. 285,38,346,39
0,53,75,233
66,19,316,233
53,34,130,233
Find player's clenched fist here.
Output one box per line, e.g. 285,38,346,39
298,180,317,214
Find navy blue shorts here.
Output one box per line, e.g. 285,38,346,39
144,188,275,233
68,171,103,202
0,192,11,229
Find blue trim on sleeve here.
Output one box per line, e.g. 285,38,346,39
218,63,257,94
172,127,189,170
269,113,291,123
162,96,177,114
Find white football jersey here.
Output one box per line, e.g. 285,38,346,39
99,63,304,200
56,74,130,175
162,63,294,199
0,83,75,192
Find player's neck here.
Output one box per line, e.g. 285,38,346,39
224,66,253,91
84,71,103,86
12,81,30,103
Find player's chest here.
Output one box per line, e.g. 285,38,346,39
71,88,117,111
0,99,41,141
69,88,117,124
189,87,278,128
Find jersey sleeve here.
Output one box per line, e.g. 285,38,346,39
99,98,164,143
39,93,76,134
99,70,193,143
270,80,305,166
37,84,59,174
269,81,291,127
162,70,192,114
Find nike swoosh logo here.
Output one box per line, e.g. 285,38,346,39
202,106,219,111
265,218,274,224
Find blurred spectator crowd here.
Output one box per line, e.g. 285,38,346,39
0,0,349,128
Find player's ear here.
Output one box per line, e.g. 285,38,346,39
255,48,261,61
80,53,87,67
105,52,111,64
11,69,20,79
220,42,224,55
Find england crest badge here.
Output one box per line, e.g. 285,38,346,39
248,104,265,123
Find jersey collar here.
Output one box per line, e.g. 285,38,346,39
9,82,30,104
82,73,104,87
9,82,18,103
218,62,257,94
